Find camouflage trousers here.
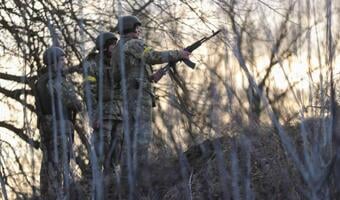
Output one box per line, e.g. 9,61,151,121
91,119,123,199
39,118,74,200
120,82,153,197
93,119,123,170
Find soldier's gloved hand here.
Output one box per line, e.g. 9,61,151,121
150,69,166,83
180,50,191,59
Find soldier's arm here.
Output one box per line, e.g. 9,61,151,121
124,39,188,65
82,58,99,104
61,81,83,113
83,59,98,84
143,47,184,65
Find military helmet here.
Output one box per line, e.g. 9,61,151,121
95,32,117,50
43,46,65,65
116,15,142,34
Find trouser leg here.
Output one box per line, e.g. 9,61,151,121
94,119,124,199
133,105,153,197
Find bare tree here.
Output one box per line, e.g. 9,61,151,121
0,0,339,199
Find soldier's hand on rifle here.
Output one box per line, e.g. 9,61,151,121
150,50,191,83
150,30,220,83
150,69,166,83
180,50,191,60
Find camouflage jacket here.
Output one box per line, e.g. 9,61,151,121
82,53,102,111
110,35,184,114
83,52,123,120
36,70,82,127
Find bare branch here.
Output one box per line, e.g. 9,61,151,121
0,121,39,149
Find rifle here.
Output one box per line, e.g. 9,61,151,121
150,29,221,82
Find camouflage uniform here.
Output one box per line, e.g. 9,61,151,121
83,50,123,174
83,31,118,120
100,54,124,170
82,52,99,119
111,35,184,191
81,32,121,198
36,68,82,200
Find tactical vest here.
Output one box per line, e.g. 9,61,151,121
35,72,72,121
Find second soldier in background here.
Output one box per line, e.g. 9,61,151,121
82,32,122,197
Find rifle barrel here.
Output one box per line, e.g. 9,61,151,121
153,29,221,81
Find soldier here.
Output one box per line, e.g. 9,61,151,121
35,46,82,199
83,32,118,119
82,32,121,197
111,15,190,196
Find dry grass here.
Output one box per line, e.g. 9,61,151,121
150,123,336,199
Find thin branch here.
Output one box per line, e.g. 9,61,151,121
0,121,39,149
257,0,299,25
0,86,35,111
